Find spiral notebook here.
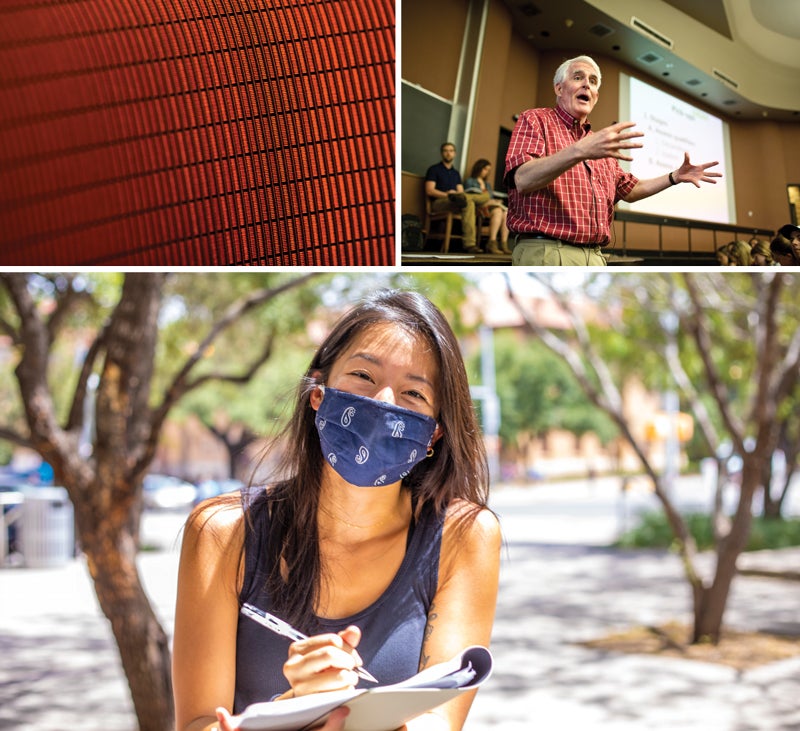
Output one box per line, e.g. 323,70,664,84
232,645,493,731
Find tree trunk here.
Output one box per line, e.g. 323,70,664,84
78,501,173,731
692,581,730,644
226,446,236,480
205,420,259,480
88,274,173,730
760,459,782,520
691,456,760,643
710,457,730,543
2,272,313,731
762,441,798,520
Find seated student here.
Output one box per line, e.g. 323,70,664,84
770,232,799,266
424,143,489,254
173,290,502,731
778,224,800,263
715,242,733,266
464,159,511,255
750,240,776,266
727,240,752,266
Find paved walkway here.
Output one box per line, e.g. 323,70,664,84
1,480,799,730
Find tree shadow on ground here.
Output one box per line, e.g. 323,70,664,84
0,615,134,730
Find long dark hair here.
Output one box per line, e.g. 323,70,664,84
469,158,491,179
258,290,489,630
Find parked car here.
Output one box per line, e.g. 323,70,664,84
142,474,197,511
193,478,245,506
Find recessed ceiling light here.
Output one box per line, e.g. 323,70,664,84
638,52,662,64
588,23,614,37
519,3,541,16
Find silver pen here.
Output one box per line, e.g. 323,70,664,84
241,602,379,683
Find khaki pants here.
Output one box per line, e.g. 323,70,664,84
511,238,606,266
430,192,489,249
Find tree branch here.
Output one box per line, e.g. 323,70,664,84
664,280,720,453
749,274,782,442
504,274,700,587
183,333,276,393
0,315,19,343
682,274,746,452
140,274,317,474
0,425,32,449
0,274,64,452
65,325,108,432
155,275,314,414
774,312,800,405
45,275,94,344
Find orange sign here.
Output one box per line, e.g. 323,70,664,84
644,412,694,442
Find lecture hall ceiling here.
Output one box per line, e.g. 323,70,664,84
502,0,800,121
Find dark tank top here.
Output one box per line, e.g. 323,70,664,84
233,490,444,713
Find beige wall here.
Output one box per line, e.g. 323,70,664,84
730,121,800,227
401,0,468,97
467,1,513,175
501,31,540,127
402,0,800,235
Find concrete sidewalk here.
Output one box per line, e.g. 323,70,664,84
1,489,799,730
470,542,800,731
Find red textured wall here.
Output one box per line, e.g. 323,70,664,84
0,1,395,265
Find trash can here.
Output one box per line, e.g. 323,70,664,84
21,487,74,568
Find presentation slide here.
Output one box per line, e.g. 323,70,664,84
617,73,736,224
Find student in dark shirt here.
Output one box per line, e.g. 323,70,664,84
424,143,488,253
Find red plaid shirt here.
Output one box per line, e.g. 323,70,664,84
504,106,638,245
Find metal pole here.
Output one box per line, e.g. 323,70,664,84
478,325,501,484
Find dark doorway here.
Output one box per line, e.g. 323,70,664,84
495,126,512,193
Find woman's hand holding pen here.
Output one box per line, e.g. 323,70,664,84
210,623,366,731
283,625,366,696
211,627,362,731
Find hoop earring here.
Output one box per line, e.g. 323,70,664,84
426,446,435,458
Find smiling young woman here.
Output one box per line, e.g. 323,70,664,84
172,290,501,731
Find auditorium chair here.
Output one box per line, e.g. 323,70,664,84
423,193,464,254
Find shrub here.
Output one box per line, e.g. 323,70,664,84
616,511,800,552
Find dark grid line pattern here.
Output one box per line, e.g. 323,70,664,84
0,0,395,266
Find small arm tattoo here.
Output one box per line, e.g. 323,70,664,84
420,602,438,669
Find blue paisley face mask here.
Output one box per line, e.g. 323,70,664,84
314,386,438,487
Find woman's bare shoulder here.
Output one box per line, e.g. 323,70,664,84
442,499,501,549
184,495,246,551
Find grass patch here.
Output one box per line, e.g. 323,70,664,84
616,511,800,552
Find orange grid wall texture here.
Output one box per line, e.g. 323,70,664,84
0,1,395,266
